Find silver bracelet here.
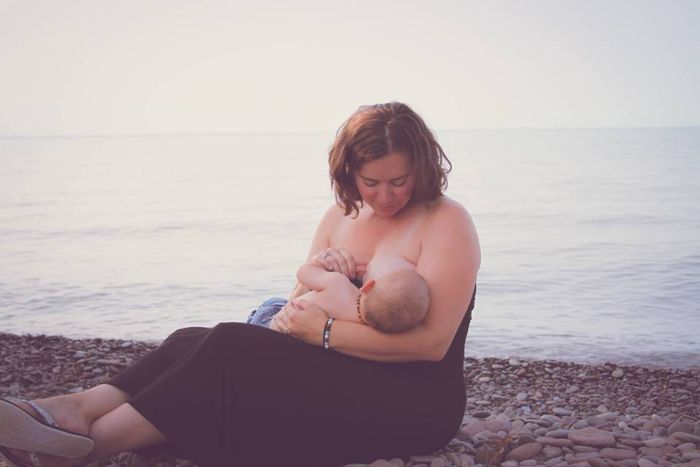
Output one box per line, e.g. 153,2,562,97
322,318,335,350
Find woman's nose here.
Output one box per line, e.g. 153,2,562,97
377,186,393,202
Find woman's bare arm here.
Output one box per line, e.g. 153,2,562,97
286,200,480,362
287,206,339,300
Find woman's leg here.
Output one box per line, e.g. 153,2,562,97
32,384,130,436
2,389,162,467
87,403,165,460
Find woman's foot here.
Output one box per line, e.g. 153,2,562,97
0,398,93,467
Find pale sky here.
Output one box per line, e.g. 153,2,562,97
1,0,698,136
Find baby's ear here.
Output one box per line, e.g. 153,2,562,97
360,278,376,293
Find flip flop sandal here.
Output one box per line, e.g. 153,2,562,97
0,443,42,467
0,397,94,462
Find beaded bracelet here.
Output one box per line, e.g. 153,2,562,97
322,318,335,350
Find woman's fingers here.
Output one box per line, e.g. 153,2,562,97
316,247,356,278
337,247,356,278
355,261,367,278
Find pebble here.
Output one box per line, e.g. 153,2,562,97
644,437,667,448
542,447,562,459
509,358,521,366
669,421,694,435
637,460,656,467
611,369,624,378
545,430,570,439
600,448,637,460
672,432,700,443
506,442,543,461
537,437,573,447
568,427,617,448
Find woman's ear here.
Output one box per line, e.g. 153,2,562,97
360,278,376,293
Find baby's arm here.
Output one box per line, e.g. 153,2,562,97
296,260,344,292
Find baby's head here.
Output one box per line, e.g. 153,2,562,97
359,269,430,333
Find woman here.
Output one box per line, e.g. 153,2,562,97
0,102,480,467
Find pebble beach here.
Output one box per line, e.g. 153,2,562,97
1,333,698,467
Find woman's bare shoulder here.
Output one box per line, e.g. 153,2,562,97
427,196,474,227
424,196,480,261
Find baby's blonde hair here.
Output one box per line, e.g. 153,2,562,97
362,269,430,333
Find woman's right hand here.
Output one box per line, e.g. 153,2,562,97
314,247,366,280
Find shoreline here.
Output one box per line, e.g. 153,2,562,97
1,332,698,467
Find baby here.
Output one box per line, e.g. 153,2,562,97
247,260,430,333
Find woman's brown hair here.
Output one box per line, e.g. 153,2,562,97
328,102,452,216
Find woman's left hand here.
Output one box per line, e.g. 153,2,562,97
272,299,329,346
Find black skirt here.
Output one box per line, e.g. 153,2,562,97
108,289,475,467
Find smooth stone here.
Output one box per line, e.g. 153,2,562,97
618,439,646,449
520,460,537,466
501,461,518,467
573,446,600,453
517,434,537,445
473,410,491,419
477,376,492,383
684,452,700,461
678,442,698,451
669,421,694,436
545,430,569,439
505,442,543,461
368,460,401,467
429,458,448,467
457,453,474,466
542,446,562,459
650,414,665,425
612,369,624,378
541,415,560,425
537,437,573,447
639,447,664,457
443,453,460,466
672,432,700,443
544,457,564,467
637,460,656,467
645,438,667,448
489,414,513,432
553,408,573,416
516,392,529,401
459,422,488,438
509,358,521,366
573,452,602,459
573,420,590,429
601,448,637,461
586,460,608,467
569,427,617,448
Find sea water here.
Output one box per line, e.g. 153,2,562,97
1,128,698,368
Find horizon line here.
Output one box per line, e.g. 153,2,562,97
1,124,699,140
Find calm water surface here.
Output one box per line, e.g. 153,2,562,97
1,128,698,368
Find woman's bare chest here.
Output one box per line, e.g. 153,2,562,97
330,211,427,278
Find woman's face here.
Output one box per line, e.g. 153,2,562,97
354,152,416,218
